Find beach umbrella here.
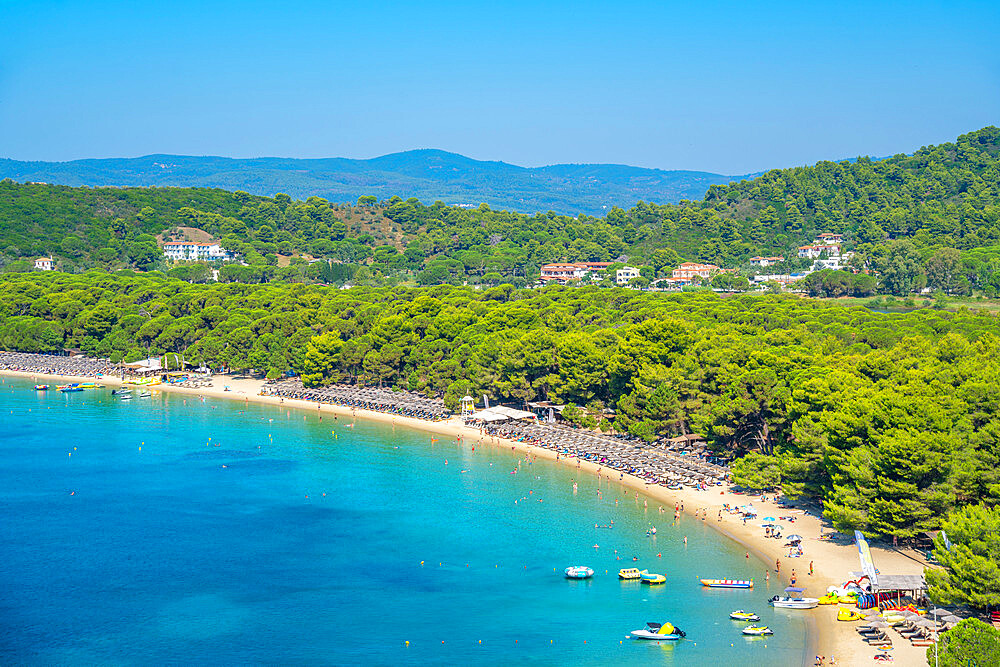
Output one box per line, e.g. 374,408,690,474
899,611,921,619
786,534,804,542
940,614,962,624
928,608,950,617
866,619,890,628
762,516,776,522
913,618,938,628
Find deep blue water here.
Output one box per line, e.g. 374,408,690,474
0,377,808,665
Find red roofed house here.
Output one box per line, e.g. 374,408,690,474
539,262,612,284
671,262,720,280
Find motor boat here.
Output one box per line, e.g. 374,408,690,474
730,610,760,621
742,625,774,636
769,587,819,609
564,566,594,579
630,622,686,640
138,391,152,398
120,393,133,400
619,568,645,580
640,572,666,585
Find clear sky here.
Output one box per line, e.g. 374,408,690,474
1,0,998,173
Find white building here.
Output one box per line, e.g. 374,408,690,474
814,232,844,244
162,242,235,262
749,256,785,267
616,267,641,285
797,244,840,260
34,257,54,271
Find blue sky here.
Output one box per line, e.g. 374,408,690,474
1,0,998,173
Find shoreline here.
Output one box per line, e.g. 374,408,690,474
2,369,929,665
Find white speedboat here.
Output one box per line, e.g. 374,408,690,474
564,566,594,579
730,610,760,621
769,595,819,609
742,625,774,636
630,622,686,640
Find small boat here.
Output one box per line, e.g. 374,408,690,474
742,625,773,636
701,579,753,588
619,568,645,580
120,393,133,401
564,566,594,579
59,385,83,393
640,572,666,585
769,595,819,609
112,388,132,396
630,622,686,640
729,610,760,621
138,391,152,398
34,384,49,391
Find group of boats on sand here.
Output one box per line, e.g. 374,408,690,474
564,567,818,643
34,383,151,399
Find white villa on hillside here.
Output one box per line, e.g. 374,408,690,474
616,267,641,285
34,257,54,271
162,241,235,262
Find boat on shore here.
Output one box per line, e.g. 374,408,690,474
564,566,594,579
701,579,753,588
630,622,686,640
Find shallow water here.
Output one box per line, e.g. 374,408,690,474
0,377,808,665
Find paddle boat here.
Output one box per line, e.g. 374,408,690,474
564,566,594,579
729,610,760,621
640,572,666,585
818,592,840,605
619,568,645,580
701,579,753,588
837,607,865,622
769,586,819,609
629,621,686,640
742,625,773,636
34,384,49,391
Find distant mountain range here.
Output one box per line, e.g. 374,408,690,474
0,150,749,215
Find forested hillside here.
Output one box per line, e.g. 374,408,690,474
0,150,736,215
2,127,1000,295
2,271,999,540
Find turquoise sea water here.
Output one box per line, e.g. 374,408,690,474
0,377,808,665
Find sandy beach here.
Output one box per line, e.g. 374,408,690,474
3,369,931,665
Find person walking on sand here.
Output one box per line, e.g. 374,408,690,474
790,570,797,586
809,560,814,575
775,558,780,572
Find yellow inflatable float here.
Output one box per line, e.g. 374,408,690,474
837,607,865,621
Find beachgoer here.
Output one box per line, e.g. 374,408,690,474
809,560,814,575
683,536,687,545
790,570,797,585
745,551,750,560
766,570,769,581
775,558,780,572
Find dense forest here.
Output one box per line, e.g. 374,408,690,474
2,127,1000,296
2,271,999,542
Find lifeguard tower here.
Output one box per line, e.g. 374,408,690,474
460,395,475,420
